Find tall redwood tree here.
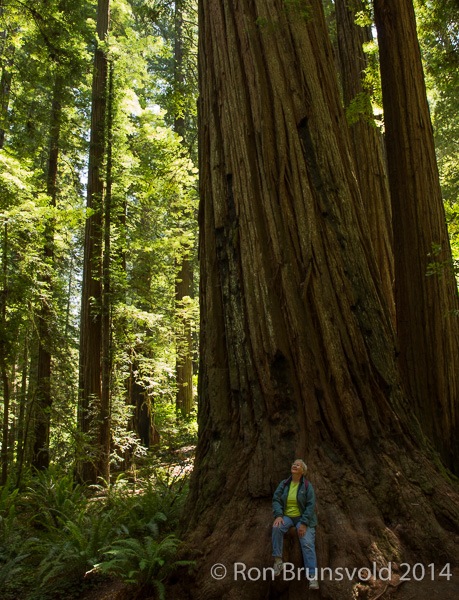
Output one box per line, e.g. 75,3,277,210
78,0,111,484
32,73,63,470
374,0,459,472
174,0,194,417
183,1,459,599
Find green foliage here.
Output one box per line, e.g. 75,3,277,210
0,482,33,599
35,508,117,590
415,0,459,265
96,465,192,537
154,404,198,451
23,470,88,529
426,242,457,279
0,0,199,483
146,0,199,148
0,0,93,484
0,462,193,599
347,0,373,27
89,468,195,595
96,533,194,594
345,91,374,126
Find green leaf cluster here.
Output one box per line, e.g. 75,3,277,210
415,0,459,262
0,463,193,599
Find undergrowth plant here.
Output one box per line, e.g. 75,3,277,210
35,507,118,588
0,458,193,599
23,470,88,530
89,467,194,597
94,533,194,599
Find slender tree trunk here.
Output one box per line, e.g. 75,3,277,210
374,0,459,471
174,0,194,417
182,2,459,598
1,365,10,486
335,0,394,323
127,360,160,449
32,74,62,470
0,18,14,148
176,257,194,417
65,253,73,341
0,65,12,148
15,340,28,486
78,0,110,484
0,221,10,485
99,61,114,483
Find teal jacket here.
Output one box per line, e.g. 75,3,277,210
272,475,318,527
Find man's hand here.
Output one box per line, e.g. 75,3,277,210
273,516,284,527
298,523,307,537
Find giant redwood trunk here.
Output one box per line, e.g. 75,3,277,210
374,0,459,472
183,1,459,599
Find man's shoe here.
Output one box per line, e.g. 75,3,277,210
273,557,283,577
309,579,320,590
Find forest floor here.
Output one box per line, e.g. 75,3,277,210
366,568,459,600
357,568,459,600
78,567,459,600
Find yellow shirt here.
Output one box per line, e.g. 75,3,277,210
284,482,301,517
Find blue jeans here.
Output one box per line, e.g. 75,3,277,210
272,516,317,578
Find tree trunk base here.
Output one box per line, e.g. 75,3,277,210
181,442,459,600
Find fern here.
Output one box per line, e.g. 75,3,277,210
36,507,118,586
25,470,88,530
95,533,194,593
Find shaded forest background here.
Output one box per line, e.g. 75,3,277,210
0,0,458,599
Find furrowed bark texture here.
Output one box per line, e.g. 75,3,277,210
183,1,459,599
374,0,459,471
335,0,394,324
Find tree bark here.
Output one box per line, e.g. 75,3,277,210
182,1,459,598
335,0,394,324
0,15,14,148
374,0,459,471
127,360,160,449
78,0,110,484
174,0,194,418
99,60,114,483
32,74,62,470
176,256,194,417
15,340,28,487
0,221,10,485
0,62,12,148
